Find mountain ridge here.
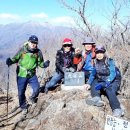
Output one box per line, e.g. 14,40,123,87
0,21,80,59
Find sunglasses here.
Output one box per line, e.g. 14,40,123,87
95,51,105,54
63,44,72,47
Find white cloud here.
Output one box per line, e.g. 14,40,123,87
0,13,76,27
0,13,21,20
30,13,48,19
52,16,76,26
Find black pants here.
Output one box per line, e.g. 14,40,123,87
91,79,121,110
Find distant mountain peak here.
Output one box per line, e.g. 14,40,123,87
23,21,53,28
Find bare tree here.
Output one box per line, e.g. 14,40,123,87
58,0,130,98
58,0,94,36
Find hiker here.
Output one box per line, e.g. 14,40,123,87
85,45,123,117
44,38,76,94
77,37,96,81
6,35,50,115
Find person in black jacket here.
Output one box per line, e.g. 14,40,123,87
44,38,76,93
85,45,124,117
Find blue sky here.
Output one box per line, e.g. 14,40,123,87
0,0,72,24
0,0,129,29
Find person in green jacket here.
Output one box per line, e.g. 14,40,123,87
6,35,50,115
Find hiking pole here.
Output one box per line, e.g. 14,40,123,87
7,65,10,123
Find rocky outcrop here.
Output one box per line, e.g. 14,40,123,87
0,89,130,130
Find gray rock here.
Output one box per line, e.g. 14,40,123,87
0,89,130,130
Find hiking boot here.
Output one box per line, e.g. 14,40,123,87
28,98,35,105
22,109,28,115
86,96,104,107
112,108,124,117
44,87,48,94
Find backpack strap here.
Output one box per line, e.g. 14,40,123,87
20,44,39,67
106,58,113,67
107,58,121,79
21,51,27,59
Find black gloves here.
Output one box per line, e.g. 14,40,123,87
43,60,50,68
6,58,13,66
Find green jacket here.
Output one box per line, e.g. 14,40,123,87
11,42,44,77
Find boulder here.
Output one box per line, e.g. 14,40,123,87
0,89,130,130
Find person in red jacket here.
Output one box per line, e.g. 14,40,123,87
76,37,96,83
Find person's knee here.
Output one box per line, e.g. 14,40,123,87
47,80,57,89
34,87,39,94
33,84,40,93
106,87,117,97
